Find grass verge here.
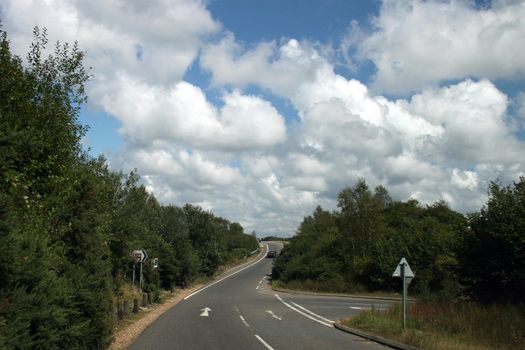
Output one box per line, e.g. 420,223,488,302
342,302,525,350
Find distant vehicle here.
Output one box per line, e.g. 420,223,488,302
266,250,277,258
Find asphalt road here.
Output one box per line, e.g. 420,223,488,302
129,243,395,350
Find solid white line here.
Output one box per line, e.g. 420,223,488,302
239,315,250,328
291,302,334,324
184,245,268,300
255,335,275,350
274,294,333,327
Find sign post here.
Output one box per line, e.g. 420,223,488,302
392,257,414,329
131,250,148,292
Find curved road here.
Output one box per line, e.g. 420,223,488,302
130,243,394,350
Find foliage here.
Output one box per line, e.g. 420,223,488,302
273,177,525,305
460,178,525,303
0,27,258,348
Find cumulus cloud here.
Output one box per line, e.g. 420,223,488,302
201,35,329,98
201,34,525,222
100,75,286,151
351,0,525,94
3,0,524,235
0,0,221,84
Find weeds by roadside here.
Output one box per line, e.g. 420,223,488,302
342,302,525,350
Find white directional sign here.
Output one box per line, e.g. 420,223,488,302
132,249,148,263
200,307,212,317
392,257,414,278
392,257,414,329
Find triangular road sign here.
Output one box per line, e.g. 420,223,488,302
392,257,415,278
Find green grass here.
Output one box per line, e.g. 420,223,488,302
342,302,525,350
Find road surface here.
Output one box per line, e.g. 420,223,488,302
129,243,395,350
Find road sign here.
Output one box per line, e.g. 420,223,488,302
392,257,414,278
132,249,148,263
392,257,414,329
153,258,159,269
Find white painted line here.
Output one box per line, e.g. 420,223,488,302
291,302,334,324
184,245,269,300
349,306,387,311
255,335,275,350
256,285,260,290
239,315,250,328
274,294,333,327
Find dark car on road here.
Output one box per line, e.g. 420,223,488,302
266,250,277,258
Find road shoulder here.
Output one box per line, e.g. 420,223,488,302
334,323,422,350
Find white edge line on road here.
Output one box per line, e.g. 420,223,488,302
291,302,334,324
239,315,250,328
184,245,268,300
255,335,275,350
274,294,333,327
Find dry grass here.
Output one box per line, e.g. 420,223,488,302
342,302,525,350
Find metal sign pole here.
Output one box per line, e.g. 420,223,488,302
139,262,143,293
132,263,136,289
402,263,407,329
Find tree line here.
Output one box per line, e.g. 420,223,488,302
0,28,258,348
273,178,525,304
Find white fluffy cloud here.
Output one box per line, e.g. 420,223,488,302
1,0,220,84
353,0,525,94
100,75,286,150
2,0,524,235
201,34,525,223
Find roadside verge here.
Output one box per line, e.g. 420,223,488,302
334,323,422,350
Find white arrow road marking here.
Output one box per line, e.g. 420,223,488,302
200,307,212,317
274,294,333,327
265,310,283,321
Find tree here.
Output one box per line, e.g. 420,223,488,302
460,178,525,303
0,27,113,348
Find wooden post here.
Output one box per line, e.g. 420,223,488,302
117,302,124,320
133,298,139,313
123,300,129,317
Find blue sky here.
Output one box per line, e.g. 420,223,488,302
2,0,525,235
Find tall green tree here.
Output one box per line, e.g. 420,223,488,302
460,178,525,303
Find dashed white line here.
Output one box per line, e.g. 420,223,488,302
255,335,275,350
274,294,333,327
291,302,334,324
256,279,264,290
184,245,268,300
239,315,250,328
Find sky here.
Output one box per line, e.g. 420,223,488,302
1,0,525,236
